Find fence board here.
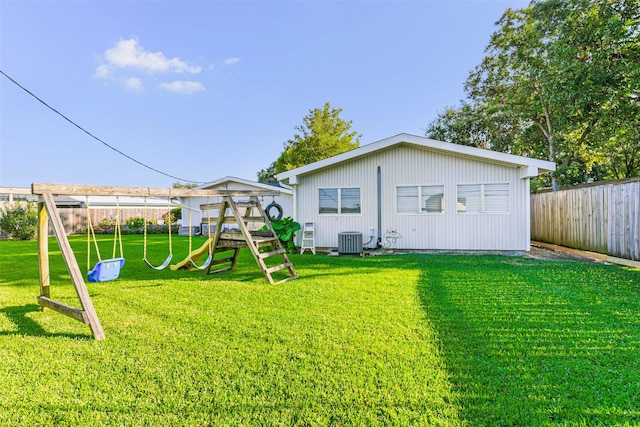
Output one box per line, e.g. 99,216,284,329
531,180,640,261
55,207,170,235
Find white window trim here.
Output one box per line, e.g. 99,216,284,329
396,184,445,215
318,187,362,215
456,182,511,214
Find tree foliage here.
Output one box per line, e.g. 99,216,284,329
258,102,361,182
172,182,198,189
426,0,640,188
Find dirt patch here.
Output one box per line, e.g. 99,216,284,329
525,244,600,262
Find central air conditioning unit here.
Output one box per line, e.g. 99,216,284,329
338,231,363,255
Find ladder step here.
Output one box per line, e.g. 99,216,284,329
258,248,286,259
210,256,236,266
273,274,299,285
266,262,292,274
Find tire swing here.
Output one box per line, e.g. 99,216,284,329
265,199,283,222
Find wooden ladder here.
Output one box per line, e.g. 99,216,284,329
203,196,298,284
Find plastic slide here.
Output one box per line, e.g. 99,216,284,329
170,237,213,271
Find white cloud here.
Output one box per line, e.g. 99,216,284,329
124,77,144,93
95,38,202,78
224,57,240,65
93,64,112,79
94,38,209,94
158,80,206,94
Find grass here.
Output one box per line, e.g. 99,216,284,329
0,234,638,426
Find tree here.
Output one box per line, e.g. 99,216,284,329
258,102,361,182
425,102,526,154
428,0,640,188
172,182,198,189
257,162,278,184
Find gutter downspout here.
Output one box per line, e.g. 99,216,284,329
377,166,382,248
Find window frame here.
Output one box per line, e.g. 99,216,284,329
396,184,445,215
456,182,511,214
318,187,361,215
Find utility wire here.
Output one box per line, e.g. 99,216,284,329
0,69,204,184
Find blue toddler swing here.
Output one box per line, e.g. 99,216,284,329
86,197,125,282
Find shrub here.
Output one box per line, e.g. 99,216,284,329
263,217,300,253
169,207,181,223
126,217,145,228
0,201,38,240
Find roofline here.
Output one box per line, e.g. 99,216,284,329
196,176,292,195
276,133,556,183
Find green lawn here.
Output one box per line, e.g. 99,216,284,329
0,235,638,426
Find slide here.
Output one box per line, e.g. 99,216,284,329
170,237,213,271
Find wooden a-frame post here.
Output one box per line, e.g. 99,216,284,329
37,192,105,340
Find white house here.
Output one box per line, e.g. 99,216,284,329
180,176,293,234
276,133,556,253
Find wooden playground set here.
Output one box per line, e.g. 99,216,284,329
32,183,298,341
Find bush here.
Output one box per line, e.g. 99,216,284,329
263,217,300,253
0,201,38,240
126,217,145,228
168,207,181,224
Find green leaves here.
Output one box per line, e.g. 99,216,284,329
265,216,301,252
0,201,37,240
428,0,640,187
258,102,361,182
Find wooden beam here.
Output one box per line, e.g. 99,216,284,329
41,193,105,340
37,296,88,324
32,183,281,197
37,202,50,304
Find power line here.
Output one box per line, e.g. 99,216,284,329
0,69,204,184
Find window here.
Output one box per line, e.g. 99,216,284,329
396,185,444,214
319,188,361,214
319,188,338,214
457,184,481,213
397,186,418,213
340,188,361,214
457,183,510,213
484,183,510,213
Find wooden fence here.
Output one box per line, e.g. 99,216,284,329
57,207,170,235
531,179,640,261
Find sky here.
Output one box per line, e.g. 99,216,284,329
1,0,529,189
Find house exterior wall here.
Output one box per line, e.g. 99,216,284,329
292,145,531,251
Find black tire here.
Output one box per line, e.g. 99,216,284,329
265,202,283,222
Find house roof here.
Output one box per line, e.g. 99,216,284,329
196,176,293,195
276,133,556,185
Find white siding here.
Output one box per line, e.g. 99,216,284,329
293,145,531,251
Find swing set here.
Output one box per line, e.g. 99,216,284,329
31,183,296,341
